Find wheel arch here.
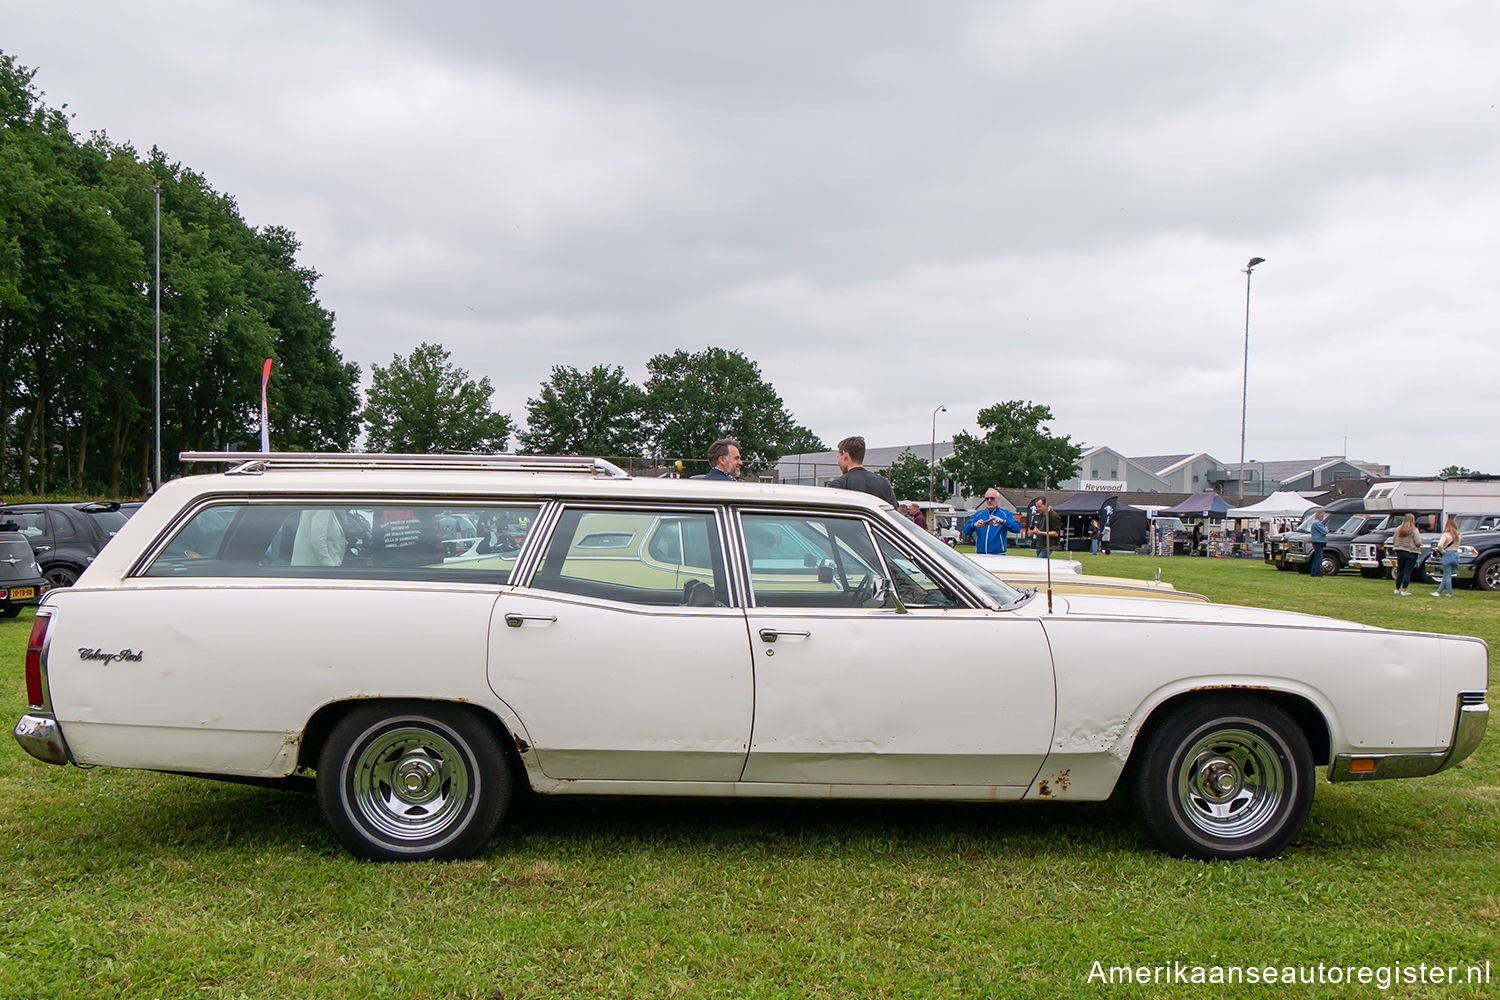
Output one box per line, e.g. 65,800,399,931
1127,687,1332,778
296,697,531,784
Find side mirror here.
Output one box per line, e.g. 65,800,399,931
817,564,834,584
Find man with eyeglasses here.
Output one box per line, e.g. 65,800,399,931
964,490,1021,554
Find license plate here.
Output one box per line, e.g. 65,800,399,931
8,586,34,599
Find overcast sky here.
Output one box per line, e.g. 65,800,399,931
6,2,1498,475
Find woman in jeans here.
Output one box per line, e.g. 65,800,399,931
1391,512,1422,596
1432,518,1463,597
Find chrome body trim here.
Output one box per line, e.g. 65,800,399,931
13,712,72,766
1328,693,1487,782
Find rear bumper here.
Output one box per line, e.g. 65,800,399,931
13,712,72,766
1329,694,1488,782
0,579,47,609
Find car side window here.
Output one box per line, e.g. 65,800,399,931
740,513,883,608
531,507,728,607
873,535,959,608
140,502,540,584
49,510,78,539
2,512,46,538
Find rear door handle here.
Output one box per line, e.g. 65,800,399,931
504,613,557,628
758,628,810,643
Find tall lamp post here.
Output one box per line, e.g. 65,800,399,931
929,404,946,506
1238,257,1265,502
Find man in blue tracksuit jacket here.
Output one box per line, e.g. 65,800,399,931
964,489,1022,554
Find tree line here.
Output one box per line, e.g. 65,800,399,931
2,50,1080,498
364,343,825,476
1,53,359,497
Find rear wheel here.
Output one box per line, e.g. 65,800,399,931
316,702,511,861
0,605,22,618
1131,698,1314,860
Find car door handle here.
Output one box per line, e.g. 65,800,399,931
758,628,810,643
504,613,557,628
34,545,51,553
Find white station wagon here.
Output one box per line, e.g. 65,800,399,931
14,453,1490,862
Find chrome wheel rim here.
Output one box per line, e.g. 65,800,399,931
349,725,473,843
1174,726,1287,840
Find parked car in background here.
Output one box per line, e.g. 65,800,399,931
0,501,131,588
1286,511,1389,577
1349,512,1436,580
14,452,1489,863
966,552,1207,603
0,528,47,616
1429,524,1500,591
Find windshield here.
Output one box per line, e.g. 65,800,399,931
1326,514,1365,534
887,512,1022,606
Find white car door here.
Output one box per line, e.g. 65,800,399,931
489,505,754,783
739,512,1055,793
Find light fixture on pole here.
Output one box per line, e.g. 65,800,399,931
929,405,946,506
1238,257,1265,502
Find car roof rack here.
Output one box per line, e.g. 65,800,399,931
179,452,632,479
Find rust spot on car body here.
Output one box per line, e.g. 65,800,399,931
1036,770,1071,797
1188,684,1272,691
513,734,531,754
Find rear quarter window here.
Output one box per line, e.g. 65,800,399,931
139,501,540,585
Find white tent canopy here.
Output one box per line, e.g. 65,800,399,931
1227,491,1322,519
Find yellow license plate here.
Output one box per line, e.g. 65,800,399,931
8,587,34,599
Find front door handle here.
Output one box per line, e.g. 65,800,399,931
758,628,810,643
504,613,557,628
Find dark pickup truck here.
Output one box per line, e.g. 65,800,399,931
1349,512,1440,580
1446,528,1500,590
1284,500,1388,577
1398,515,1500,587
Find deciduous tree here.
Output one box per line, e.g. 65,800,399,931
362,342,511,453
884,449,934,502
943,401,1081,492
642,347,800,474
518,364,647,458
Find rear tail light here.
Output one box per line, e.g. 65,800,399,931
24,613,50,707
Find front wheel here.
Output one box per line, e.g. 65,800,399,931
1319,553,1339,577
316,702,511,861
1476,558,1500,592
1131,698,1314,860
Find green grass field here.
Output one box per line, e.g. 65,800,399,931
1,558,1495,999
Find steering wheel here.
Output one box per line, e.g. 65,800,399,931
851,573,875,606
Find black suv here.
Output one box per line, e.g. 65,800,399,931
0,502,131,588
0,529,47,616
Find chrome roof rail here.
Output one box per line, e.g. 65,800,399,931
178,452,632,479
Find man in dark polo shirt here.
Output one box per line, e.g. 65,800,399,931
826,436,896,505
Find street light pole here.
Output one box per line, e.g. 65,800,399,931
1238,257,1265,502
929,405,946,506
153,180,162,492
